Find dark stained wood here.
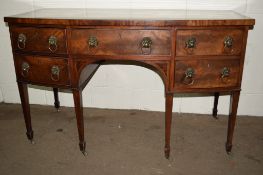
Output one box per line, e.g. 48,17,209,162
10,26,67,54
69,28,172,56
53,88,60,111
213,92,220,119
176,29,244,56
226,90,240,153
4,9,255,158
174,59,240,90
164,93,173,159
14,55,70,86
17,82,34,142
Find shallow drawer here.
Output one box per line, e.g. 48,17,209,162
11,27,67,54
176,29,244,56
174,59,240,89
69,29,171,56
14,55,70,86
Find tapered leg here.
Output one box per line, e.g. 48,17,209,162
213,92,220,119
73,89,87,156
53,88,60,111
226,91,240,154
17,82,34,143
164,93,173,159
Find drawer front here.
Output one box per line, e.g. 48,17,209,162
14,55,70,86
176,29,243,56
69,29,171,56
174,59,240,89
11,27,67,54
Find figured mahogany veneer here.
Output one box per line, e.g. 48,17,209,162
14,55,70,86
176,29,244,56
10,27,67,55
4,9,255,159
174,59,240,90
69,29,172,56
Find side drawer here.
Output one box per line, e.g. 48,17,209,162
69,29,171,56
176,29,244,56
14,55,70,86
174,59,240,89
10,27,67,54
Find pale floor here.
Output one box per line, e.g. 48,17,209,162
0,103,262,175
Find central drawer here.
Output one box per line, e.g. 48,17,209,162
69,29,171,56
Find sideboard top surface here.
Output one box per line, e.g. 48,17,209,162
4,8,255,27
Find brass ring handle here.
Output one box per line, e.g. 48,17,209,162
221,67,230,78
183,68,195,85
17,33,26,50
21,62,30,77
224,36,233,48
141,37,152,48
48,36,58,52
88,36,98,48
185,37,196,49
51,65,60,81
141,37,152,55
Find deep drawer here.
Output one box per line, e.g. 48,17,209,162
69,29,172,56
14,55,70,86
11,27,67,54
174,59,240,89
176,29,244,56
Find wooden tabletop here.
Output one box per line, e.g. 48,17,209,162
4,8,255,27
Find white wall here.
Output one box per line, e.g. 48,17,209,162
0,0,262,116
0,87,3,102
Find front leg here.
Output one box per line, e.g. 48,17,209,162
72,89,87,156
17,82,34,144
226,90,240,154
164,93,173,159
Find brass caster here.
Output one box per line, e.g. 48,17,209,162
56,108,60,112
164,147,170,159
30,140,35,144
225,143,232,154
82,151,88,156
213,115,219,120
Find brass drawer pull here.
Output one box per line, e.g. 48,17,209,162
88,36,98,48
185,37,196,54
17,33,26,49
21,62,30,77
186,37,196,48
224,36,233,48
221,67,230,83
183,68,195,85
48,36,58,52
51,65,60,81
221,66,230,78
141,37,152,55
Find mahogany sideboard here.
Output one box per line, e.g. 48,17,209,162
4,9,255,158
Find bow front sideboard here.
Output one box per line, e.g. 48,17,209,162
4,9,255,158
